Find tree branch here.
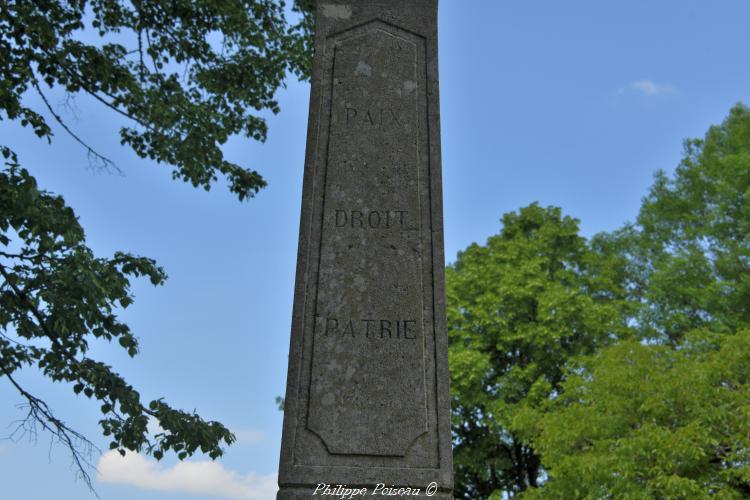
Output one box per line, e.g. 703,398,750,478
31,80,119,173
1,365,100,495
34,44,153,131
0,251,38,261
0,260,159,441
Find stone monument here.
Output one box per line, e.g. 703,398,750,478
277,1,452,497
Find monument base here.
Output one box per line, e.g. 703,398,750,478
277,485,453,499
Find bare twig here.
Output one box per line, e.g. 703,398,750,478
31,80,119,174
56,92,81,124
1,366,100,495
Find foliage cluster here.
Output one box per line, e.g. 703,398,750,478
0,0,313,490
448,103,750,498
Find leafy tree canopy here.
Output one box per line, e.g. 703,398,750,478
2,0,313,198
514,103,750,498
447,204,632,498
448,104,750,498
0,0,313,491
518,330,750,499
627,103,750,342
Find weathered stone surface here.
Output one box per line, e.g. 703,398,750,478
278,1,452,497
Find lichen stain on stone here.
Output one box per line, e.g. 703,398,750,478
354,61,372,77
320,4,352,19
403,80,417,93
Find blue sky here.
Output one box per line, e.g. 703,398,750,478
1,1,749,499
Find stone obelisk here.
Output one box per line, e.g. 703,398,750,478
277,1,452,497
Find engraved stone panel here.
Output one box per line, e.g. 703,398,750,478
277,1,453,498
306,27,427,457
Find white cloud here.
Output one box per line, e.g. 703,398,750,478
97,451,277,500
629,79,676,96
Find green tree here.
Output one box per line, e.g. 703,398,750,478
520,331,750,499
517,104,750,498
630,103,750,342
447,204,631,498
0,0,312,490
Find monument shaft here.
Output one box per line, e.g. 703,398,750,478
278,1,452,497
